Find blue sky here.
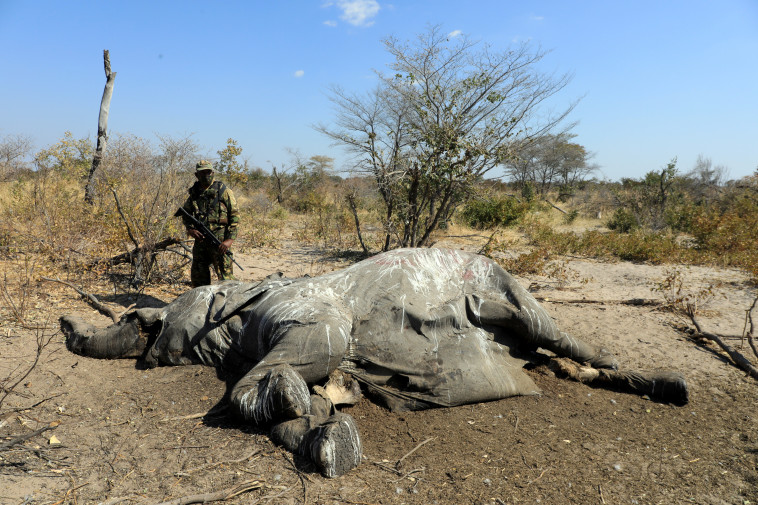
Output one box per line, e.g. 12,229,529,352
1,0,756,181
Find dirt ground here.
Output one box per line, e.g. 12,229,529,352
1,233,757,505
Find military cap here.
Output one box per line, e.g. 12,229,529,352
195,160,214,172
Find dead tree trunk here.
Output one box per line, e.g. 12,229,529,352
85,49,116,204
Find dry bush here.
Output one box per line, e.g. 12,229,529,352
0,133,202,291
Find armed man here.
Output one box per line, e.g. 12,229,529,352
180,160,240,287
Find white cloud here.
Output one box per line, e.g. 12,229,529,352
294,70,305,78
337,0,380,27
530,14,544,21
448,30,462,39
323,20,337,27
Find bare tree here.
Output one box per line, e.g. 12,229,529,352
683,154,728,202
98,134,198,286
0,133,34,180
317,83,410,250
85,50,116,204
318,25,576,248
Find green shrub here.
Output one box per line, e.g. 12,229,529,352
461,196,529,230
606,208,638,233
563,209,579,224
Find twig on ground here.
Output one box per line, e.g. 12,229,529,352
177,450,260,476
395,437,435,469
50,482,90,505
281,451,310,503
160,404,229,422
97,496,138,505
371,461,404,476
527,467,550,485
153,479,263,505
0,423,58,451
0,393,64,420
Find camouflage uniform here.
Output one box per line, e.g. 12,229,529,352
181,161,240,287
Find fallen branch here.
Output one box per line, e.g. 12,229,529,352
41,277,132,323
0,423,58,451
687,309,758,380
535,296,662,307
101,237,184,267
543,198,568,215
746,296,758,361
153,480,262,505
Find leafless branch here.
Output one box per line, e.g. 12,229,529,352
687,306,758,380
41,276,129,322
110,186,139,248
0,326,55,412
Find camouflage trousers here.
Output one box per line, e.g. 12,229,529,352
191,238,235,287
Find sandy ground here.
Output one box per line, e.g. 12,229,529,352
1,235,757,505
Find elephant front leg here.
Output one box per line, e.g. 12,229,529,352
230,364,312,425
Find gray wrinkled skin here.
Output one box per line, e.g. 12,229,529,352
62,248,620,476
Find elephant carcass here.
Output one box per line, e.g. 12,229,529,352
61,248,688,477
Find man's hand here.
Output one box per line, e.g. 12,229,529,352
219,239,234,254
188,229,203,240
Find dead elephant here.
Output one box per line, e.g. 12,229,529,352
61,248,688,477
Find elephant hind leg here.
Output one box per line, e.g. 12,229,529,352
270,395,362,478
61,313,148,359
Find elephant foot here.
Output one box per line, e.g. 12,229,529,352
304,413,362,478
270,394,334,452
587,348,618,370
270,415,320,452
262,365,312,423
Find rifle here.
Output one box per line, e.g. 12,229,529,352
175,206,244,271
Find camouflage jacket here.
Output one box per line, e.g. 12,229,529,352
181,179,239,241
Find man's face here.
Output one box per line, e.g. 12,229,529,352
196,169,214,187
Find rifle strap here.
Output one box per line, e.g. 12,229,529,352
212,181,227,217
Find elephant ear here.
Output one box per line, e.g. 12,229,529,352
134,307,163,326
209,274,294,324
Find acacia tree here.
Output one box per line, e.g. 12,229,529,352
318,25,576,249
506,133,594,198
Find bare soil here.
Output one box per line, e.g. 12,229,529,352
2,234,757,505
